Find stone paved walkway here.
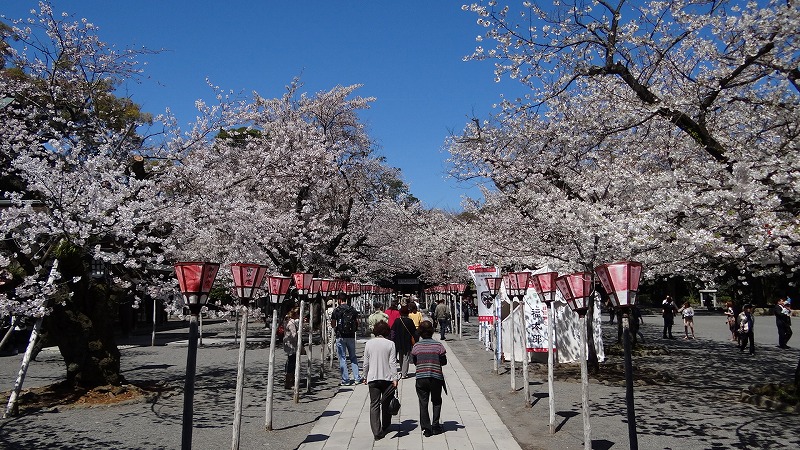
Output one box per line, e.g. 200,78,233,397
297,340,522,450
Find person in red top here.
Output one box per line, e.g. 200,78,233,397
384,299,400,328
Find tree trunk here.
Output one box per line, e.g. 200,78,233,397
42,253,123,388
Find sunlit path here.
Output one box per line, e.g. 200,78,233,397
298,339,522,450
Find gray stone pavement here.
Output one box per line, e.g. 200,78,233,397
297,339,522,450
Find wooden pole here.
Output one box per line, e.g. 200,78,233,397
623,313,639,449
494,294,501,375
510,296,517,392
3,316,42,418
233,307,239,345
521,294,530,407
456,298,464,339
0,316,18,353
306,300,314,393
4,261,59,419
319,298,326,378
264,308,279,431
199,313,204,347
293,298,305,403
547,302,556,434
579,314,591,450
181,314,200,450
151,298,157,347
231,306,248,450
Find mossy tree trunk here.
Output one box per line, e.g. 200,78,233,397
41,245,123,389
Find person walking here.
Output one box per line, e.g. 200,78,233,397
774,297,792,349
434,299,450,340
411,320,447,437
408,302,424,329
362,321,398,441
606,298,616,325
385,300,401,329
324,299,336,354
662,296,678,339
679,301,696,339
331,295,361,385
738,304,755,355
391,306,417,378
724,301,737,341
367,302,389,337
282,307,300,389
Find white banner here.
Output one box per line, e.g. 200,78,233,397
501,268,605,364
467,264,500,323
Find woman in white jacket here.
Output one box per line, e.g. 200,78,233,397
362,321,398,440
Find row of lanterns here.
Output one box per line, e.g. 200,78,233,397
172,261,393,450
483,262,642,316
424,283,468,338
175,261,394,311
483,261,643,450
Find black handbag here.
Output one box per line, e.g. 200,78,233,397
389,392,401,416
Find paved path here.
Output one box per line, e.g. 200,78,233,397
297,340,522,450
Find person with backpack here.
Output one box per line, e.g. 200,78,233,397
331,294,361,385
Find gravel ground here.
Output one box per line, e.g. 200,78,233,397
1,313,799,449
449,313,800,450
0,320,341,450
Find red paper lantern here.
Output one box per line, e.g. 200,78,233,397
265,275,291,304
229,263,268,302
310,278,323,296
595,261,643,309
531,272,559,304
174,262,220,312
555,272,593,315
292,272,314,296
507,272,531,298
329,279,343,296
485,277,503,296
319,279,333,296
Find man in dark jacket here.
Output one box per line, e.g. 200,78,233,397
774,297,792,349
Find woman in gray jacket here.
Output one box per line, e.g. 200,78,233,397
362,321,398,440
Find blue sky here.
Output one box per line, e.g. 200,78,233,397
4,1,526,210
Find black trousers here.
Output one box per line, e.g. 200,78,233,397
662,317,674,338
416,377,443,432
777,322,793,347
368,380,393,437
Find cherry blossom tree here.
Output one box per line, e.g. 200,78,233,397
453,0,799,283
158,80,419,285
0,4,417,392
0,3,167,389
449,0,799,371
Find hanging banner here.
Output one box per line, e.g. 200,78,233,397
467,264,500,323
525,296,548,353
501,267,605,364
468,264,500,351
